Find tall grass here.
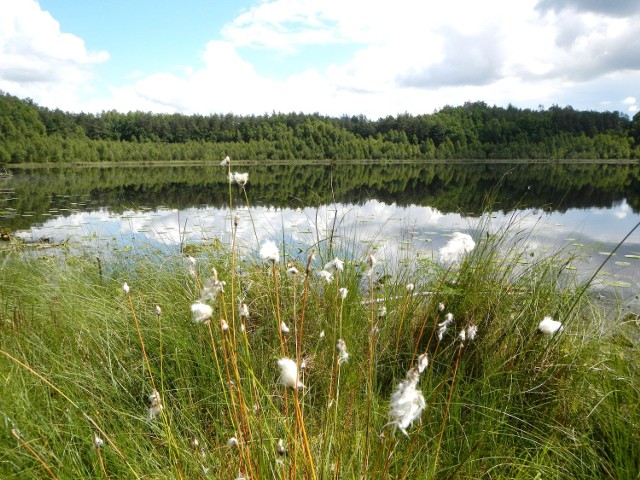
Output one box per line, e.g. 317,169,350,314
1,172,639,479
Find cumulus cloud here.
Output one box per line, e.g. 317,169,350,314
539,12,640,82
536,0,640,17
399,28,504,88
2,0,639,117
0,0,108,107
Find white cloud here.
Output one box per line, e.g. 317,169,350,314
2,0,640,117
0,0,108,109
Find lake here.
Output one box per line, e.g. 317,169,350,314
1,161,639,310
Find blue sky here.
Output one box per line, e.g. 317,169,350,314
2,0,640,118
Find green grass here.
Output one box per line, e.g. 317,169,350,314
1,209,639,479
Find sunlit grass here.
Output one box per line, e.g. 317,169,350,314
1,188,639,479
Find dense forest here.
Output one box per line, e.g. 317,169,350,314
1,91,640,163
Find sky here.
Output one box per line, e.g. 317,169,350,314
1,0,640,119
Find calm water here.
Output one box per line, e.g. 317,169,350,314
1,161,639,309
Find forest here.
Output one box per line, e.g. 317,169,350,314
1,91,640,163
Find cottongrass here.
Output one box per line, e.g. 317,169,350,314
386,367,425,437
438,232,476,264
93,433,104,449
538,315,563,334
147,390,163,421
228,172,249,186
324,257,344,273
191,301,213,323
337,339,349,365
260,240,280,263
317,270,333,283
278,358,303,389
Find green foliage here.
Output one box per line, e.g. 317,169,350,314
1,93,639,163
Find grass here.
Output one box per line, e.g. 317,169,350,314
1,179,640,479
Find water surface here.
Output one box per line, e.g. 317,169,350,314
2,161,639,309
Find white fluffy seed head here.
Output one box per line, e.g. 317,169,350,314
339,287,348,299
277,438,286,456
406,283,415,292
122,282,130,295
317,270,333,283
387,368,425,436
439,232,476,265
466,324,478,341
337,339,349,365
191,302,213,323
538,316,563,335
278,358,303,389
93,433,104,449
228,172,249,186
147,390,163,421
416,353,429,373
324,257,344,273
260,240,280,263
280,321,290,334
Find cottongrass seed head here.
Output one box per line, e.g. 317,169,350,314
324,257,344,273
122,282,130,295
466,324,478,341
317,269,333,283
337,339,349,365
277,438,287,456
148,390,163,421
220,155,230,166
387,367,425,436
93,433,104,449
191,301,213,323
339,287,348,299
260,240,280,263
538,315,563,335
416,353,429,373
439,232,476,265
278,358,303,389
228,172,249,186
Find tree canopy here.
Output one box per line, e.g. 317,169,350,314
1,92,639,163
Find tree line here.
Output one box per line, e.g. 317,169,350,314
1,91,640,163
